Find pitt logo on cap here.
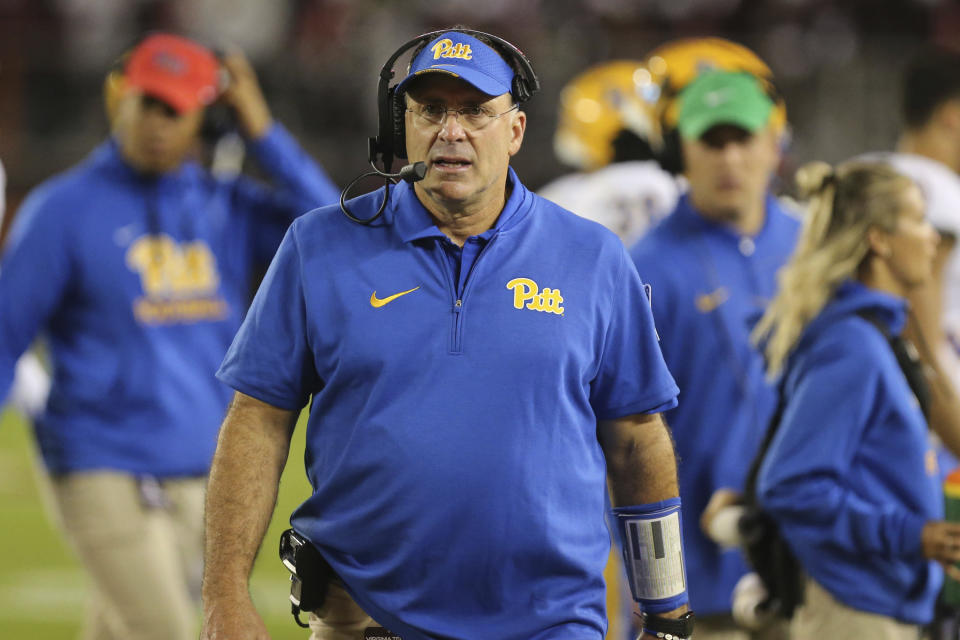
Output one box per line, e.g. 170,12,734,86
152,51,186,76
431,38,473,61
507,278,564,316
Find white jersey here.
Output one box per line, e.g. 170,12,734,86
539,160,681,247
860,152,960,235
1,156,51,419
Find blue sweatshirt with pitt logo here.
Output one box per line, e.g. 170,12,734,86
629,193,800,616
0,124,337,476
217,170,679,640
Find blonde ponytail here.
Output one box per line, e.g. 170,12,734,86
753,161,912,377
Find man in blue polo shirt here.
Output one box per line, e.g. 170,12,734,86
630,70,800,638
202,29,692,640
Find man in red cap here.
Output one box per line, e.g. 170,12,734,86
0,33,338,640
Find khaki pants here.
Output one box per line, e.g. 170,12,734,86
693,614,753,640
691,613,790,640
790,577,923,640
50,471,205,640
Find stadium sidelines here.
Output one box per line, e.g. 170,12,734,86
0,408,313,639
0,567,296,621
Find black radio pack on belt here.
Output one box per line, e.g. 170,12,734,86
279,528,335,628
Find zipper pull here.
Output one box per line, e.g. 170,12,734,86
454,299,462,312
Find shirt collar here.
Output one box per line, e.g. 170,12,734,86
673,191,784,242
393,167,530,244
832,279,909,336
95,137,196,187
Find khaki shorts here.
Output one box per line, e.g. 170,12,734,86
49,471,204,640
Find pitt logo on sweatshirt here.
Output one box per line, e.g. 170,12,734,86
126,234,228,324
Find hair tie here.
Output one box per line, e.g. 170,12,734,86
821,171,838,191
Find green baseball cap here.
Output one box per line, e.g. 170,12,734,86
677,70,774,140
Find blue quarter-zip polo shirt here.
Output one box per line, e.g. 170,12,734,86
629,193,800,616
217,169,679,640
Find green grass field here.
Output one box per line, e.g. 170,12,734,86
0,407,315,639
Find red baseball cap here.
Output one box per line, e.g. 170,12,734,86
124,34,220,114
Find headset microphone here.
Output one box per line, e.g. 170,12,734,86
394,161,427,183
338,161,426,226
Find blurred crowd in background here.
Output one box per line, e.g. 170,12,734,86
0,0,959,218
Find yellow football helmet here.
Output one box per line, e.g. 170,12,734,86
553,60,660,171
644,37,786,139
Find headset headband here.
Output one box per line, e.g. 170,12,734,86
369,29,540,171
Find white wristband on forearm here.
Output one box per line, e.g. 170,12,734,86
612,497,688,613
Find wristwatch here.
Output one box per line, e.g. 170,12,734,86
641,611,695,640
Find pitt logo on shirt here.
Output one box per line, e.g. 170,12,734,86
506,278,564,316
431,38,473,61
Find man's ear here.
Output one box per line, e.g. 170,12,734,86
764,125,783,176
508,109,526,157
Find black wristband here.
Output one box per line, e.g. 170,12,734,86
641,611,695,640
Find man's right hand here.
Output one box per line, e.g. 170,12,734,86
220,51,273,140
201,393,298,639
201,594,271,640
921,520,960,582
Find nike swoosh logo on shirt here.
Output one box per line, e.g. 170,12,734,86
370,286,421,308
695,287,729,313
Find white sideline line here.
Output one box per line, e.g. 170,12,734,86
0,569,85,620
0,570,293,621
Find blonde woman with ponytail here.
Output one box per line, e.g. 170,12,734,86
753,160,960,639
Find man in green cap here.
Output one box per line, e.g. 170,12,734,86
629,68,799,639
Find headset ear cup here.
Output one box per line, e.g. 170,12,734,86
392,90,407,160
512,76,530,104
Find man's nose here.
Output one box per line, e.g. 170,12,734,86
437,111,467,139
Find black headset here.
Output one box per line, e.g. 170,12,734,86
340,29,540,225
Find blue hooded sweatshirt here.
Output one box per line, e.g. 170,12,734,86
758,280,942,624
0,124,338,476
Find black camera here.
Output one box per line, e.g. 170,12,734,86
279,528,334,628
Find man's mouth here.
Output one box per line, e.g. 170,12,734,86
715,178,741,191
432,156,472,171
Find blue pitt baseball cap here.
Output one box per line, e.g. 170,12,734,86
396,32,515,98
